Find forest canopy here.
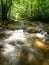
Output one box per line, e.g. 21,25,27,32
0,0,49,21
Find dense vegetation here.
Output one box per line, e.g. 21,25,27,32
0,0,49,21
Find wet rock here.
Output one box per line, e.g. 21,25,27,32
26,27,45,34
5,30,13,36
26,27,37,33
0,27,3,30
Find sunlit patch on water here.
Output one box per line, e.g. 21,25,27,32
36,32,47,39
4,29,27,42
2,43,15,56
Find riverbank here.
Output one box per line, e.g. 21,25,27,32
0,20,49,32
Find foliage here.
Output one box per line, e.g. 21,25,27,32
0,0,49,21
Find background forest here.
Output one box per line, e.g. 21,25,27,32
0,0,49,31
0,0,49,21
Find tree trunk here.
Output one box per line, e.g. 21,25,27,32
1,0,12,21
30,4,33,21
2,6,7,21
38,5,39,20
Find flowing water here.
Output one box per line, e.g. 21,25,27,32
0,22,49,65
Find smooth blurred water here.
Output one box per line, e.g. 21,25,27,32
0,25,49,65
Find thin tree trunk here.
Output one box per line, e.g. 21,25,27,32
38,5,39,20
1,0,12,21
30,4,33,21
2,5,7,21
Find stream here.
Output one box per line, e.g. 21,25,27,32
0,22,49,65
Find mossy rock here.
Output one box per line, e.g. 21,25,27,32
26,27,38,33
